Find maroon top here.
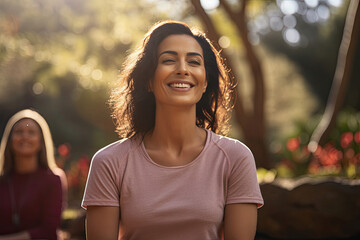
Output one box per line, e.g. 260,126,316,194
0,168,62,240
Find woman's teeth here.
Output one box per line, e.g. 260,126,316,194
170,83,191,88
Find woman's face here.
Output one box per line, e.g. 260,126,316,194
150,34,207,107
10,119,42,158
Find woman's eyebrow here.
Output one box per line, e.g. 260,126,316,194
187,52,203,58
159,50,203,58
159,50,177,56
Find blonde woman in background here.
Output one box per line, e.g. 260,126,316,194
0,109,67,240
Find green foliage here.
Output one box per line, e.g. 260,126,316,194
0,0,167,154
259,1,352,107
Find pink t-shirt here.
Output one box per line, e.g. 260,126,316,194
82,129,263,240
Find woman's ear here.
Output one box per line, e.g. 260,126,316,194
202,79,208,93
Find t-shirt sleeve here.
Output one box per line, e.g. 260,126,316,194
81,150,120,209
226,145,264,208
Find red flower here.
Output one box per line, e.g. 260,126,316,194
58,143,71,157
314,144,342,166
286,137,300,152
354,131,360,143
340,132,353,149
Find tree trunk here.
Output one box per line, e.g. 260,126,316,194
309,0,360,152
190,0,270,169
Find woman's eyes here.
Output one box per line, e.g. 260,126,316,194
28,130,37,135
189,60,201,65
162,59,175,64
161,59,201,65
13,129,37,136
13,130,22,135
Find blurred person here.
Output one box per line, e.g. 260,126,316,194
0,109,67,240
82,20,263,240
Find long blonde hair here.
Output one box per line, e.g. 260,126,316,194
0,109,58,176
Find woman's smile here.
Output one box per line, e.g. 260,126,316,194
168,80,194,91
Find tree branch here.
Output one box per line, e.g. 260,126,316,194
220,0,265,133
309,0,360,152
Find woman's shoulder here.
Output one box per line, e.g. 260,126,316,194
38,168,62,185
209,131,253,159
91,137,138,165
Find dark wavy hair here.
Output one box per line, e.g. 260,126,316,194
110,20,235,138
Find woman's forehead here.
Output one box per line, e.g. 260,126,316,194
158,34,203,56
13,118,40,129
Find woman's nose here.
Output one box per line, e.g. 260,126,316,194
176,60,189,76
20,132,29,139
19,131,32,139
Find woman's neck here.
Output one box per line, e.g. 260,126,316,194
146,104,204,150
14,156,39,174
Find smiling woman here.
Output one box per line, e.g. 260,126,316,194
10,119,42,165
0,109,67,240
82,20,263,240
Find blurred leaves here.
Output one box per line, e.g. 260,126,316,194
0,0,168,158
0,0,172,206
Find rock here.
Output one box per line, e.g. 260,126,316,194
257,177,360,239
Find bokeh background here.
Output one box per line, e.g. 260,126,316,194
1,0,359,227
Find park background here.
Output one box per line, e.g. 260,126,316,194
0,0,359,239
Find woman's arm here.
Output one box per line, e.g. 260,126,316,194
53,167,68,210
223,203,258,240
86,206,120,240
